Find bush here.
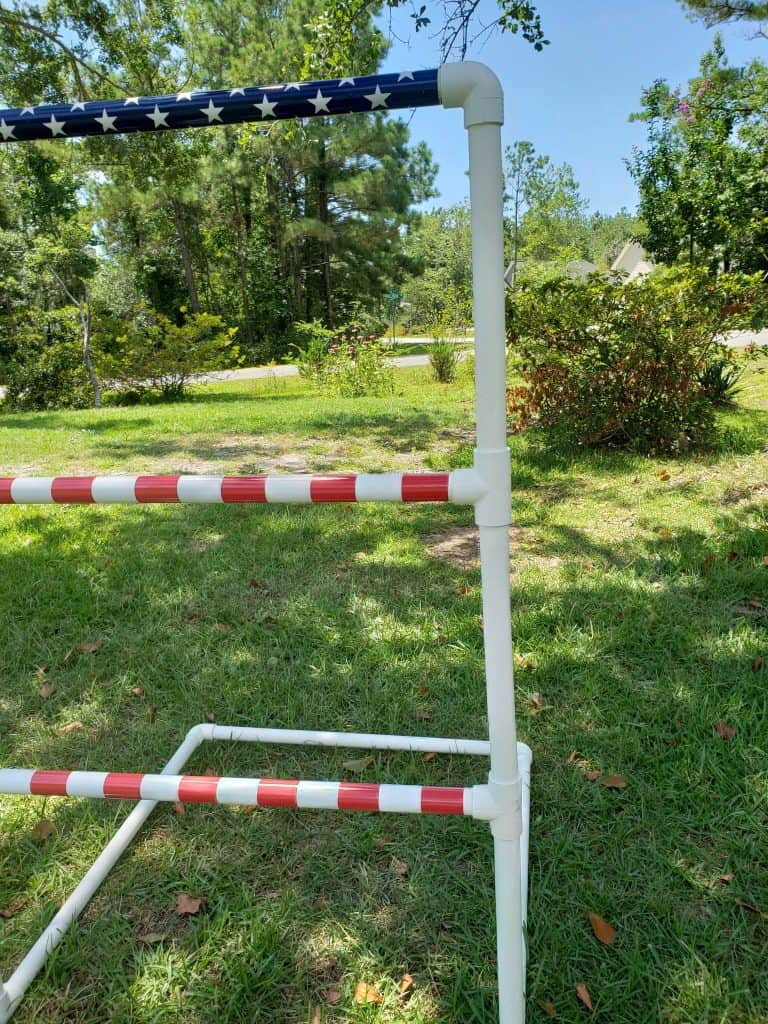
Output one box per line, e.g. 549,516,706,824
292,320,336,388
429,339,459,383
2,308,93,410
294,319,394,397
105,309,240,400
698,357,743,406
506,269,768,453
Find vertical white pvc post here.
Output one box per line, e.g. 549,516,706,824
439,63,526,1024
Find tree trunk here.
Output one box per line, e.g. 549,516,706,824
170,197,200,313
230,183,256,350
81,288,101,408
317,142,334,326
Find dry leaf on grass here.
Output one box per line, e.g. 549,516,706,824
735,897,768,920
137,931,167,944
39,683,54,698
176,893,202,915
588,912,616,945
565,750,577,765
342,756,374,772
422,751,436,762
391,858,409,877
130,686,144,697
310,1006,321,1024
31,820,54,841
0,897,28,919
528,692,546,711
656,470,671,481
540,1001,557,1017
76,641,102,654
717,872,734,885
714,721,736,740
762,555,768,565
575,982,594,1012
59,721,84,734
172,802,185,816
399,973,414,997
353,981,383,1004
324,988,341,1005
584,770,601,783
602,774,627,789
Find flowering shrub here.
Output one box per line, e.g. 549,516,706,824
294,319,394,397
507,269,767,453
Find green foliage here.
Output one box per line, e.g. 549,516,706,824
427,308,465,383
505,141,589,285
507,269,768,453
678,0,768,27
402,204,472,331
292,319,336,387
105,309,240,400
2,307,92,410
698,356,743,405
296,320,393,397
628,40,768,272
428,339,459,383
503,141,641,288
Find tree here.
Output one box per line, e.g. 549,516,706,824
402,203,472,328
503,141,589,285
628,39,768,272
678,1,768,32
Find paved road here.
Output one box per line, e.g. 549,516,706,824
0,331,763,399
198,350,435,383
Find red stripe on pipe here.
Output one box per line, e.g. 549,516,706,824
337,782,381,812
30,770,71,796
309,474,357,502
104,773,144,799
0,479,14,503
178,776,220,803
51,477,95,503
420,786,466,815
401,473,450,502
257,779,299,808
134,476,179,503
221,476,267,503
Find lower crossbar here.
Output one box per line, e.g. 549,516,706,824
0,724,529,1022
0,769,478,816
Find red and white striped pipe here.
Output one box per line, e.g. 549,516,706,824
0,471,484,505
0,769,495,817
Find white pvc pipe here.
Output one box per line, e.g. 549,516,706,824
445,63,528,1024
0,726,207,1021
205,724,491,756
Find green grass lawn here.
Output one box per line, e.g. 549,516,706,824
0,366,766,1024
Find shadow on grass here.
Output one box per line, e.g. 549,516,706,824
0,492,766,1023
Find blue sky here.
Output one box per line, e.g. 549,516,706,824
379,0,763,213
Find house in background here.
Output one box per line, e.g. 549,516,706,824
611,241,654,279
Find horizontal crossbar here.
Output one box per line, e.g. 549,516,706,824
0,769,487,817
0,471,484,506
0,70,440,146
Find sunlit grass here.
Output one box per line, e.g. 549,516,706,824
0,361,766,1022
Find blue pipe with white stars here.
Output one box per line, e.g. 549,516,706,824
0,70,439,143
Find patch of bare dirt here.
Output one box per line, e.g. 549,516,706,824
422,525,564,572
721,482,768,506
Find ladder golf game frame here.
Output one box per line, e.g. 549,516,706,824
0,61,532,1024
